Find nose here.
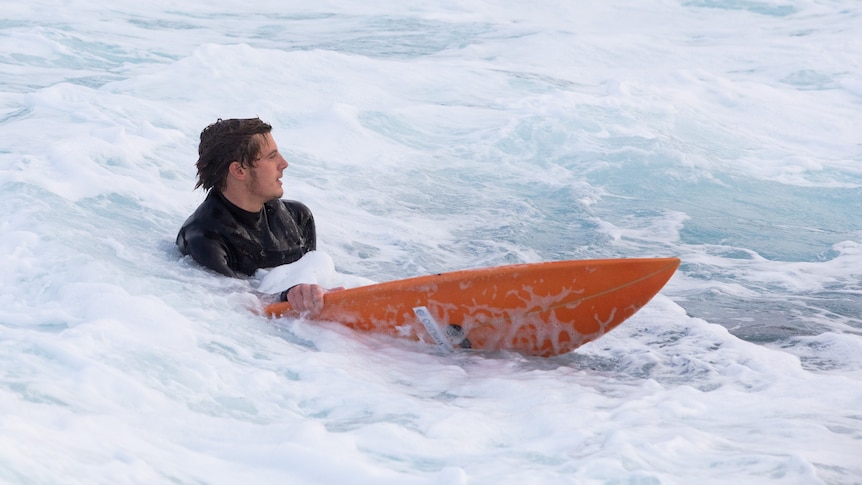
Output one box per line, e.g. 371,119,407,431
279,154,289,170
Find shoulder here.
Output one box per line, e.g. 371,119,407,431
279,199,312,214
272,199,314,221
179,194,223,232
175,193,241,276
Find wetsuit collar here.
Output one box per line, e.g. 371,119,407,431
212,190,265,228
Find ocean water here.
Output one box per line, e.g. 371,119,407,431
2,0,861,483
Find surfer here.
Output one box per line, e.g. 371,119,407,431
176,117,328,314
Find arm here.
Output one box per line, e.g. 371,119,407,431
275,201,325,313
189,248,326,311
179,230,243,278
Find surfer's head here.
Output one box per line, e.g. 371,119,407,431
195,118,273,192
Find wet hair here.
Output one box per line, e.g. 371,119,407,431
195,117,273,192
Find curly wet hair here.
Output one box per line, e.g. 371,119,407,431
194,117,273,191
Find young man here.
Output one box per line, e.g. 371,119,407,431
176,118,327,313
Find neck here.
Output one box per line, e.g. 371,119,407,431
219,185,264,212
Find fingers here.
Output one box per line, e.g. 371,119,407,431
287,284,326,315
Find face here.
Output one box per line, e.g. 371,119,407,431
246,133,289,205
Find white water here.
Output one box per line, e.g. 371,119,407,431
2,1,861,483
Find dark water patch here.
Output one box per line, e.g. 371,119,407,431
0,106,32,125
589,167,862,263
677,293,853,346
683,0,798,17
250,14,502,59
127,17,202,31
65,74,125,89
781,70,839,91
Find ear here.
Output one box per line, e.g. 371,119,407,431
228,161,247,180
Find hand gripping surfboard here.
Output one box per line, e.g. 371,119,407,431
264,257,680,357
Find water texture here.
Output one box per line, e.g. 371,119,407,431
1,1,861,483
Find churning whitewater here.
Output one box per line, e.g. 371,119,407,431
1,1,861,483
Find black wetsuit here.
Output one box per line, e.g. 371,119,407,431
176,190,316,278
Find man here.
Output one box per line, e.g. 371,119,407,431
176,118,327,313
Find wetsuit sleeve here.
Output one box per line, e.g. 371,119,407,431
179,230,242,278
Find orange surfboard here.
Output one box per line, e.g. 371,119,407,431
264,257,680,357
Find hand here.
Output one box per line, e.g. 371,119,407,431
286,284,325,315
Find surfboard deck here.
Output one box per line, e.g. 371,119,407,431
264,257,680,357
